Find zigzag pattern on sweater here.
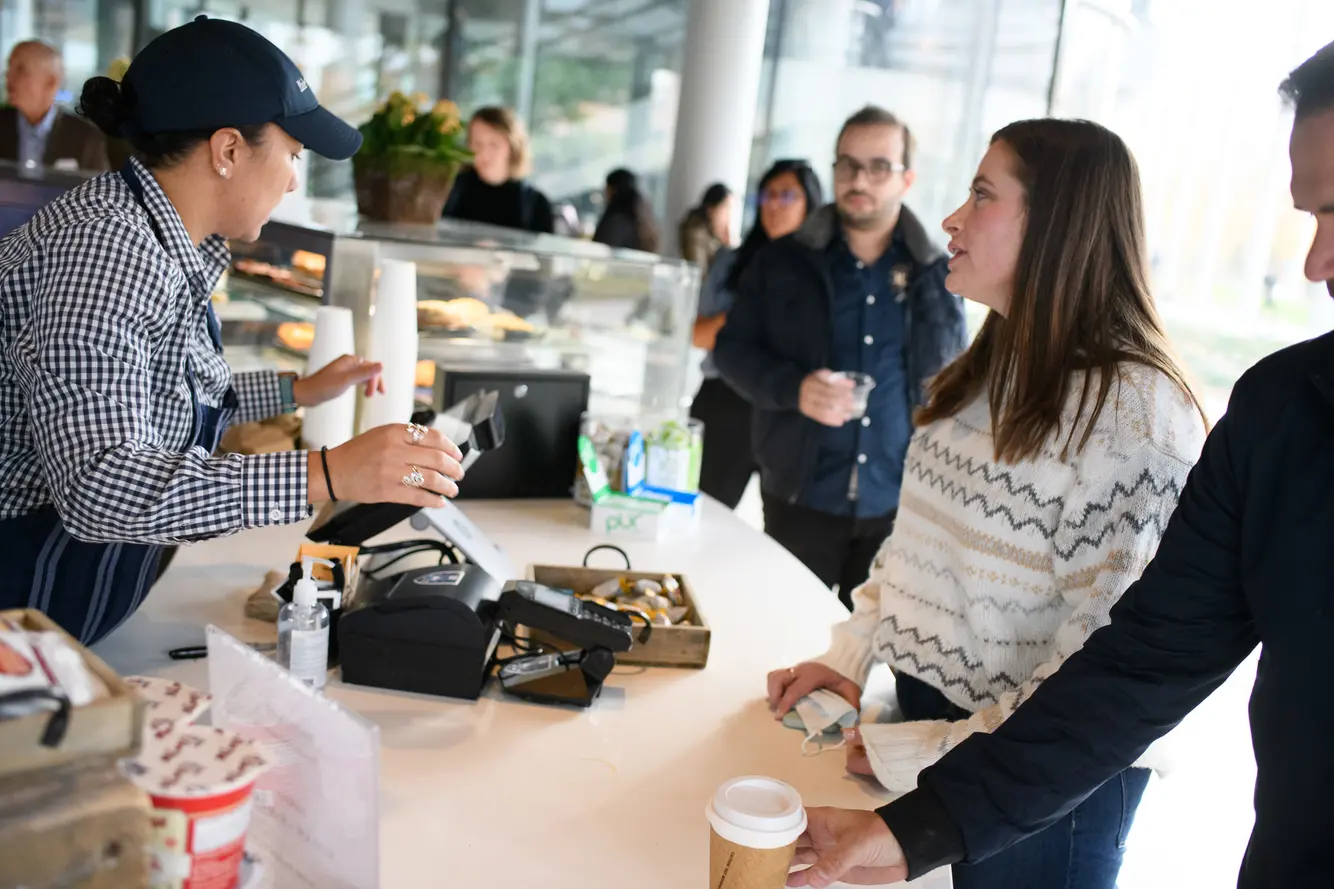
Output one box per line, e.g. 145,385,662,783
876,643,1014,707
909,435,1067,513
906,463,1061,538
874,612,1024,691
1059,467,1184,533
885,584,1056,648
1053,472,1183,560
888,548,1067,617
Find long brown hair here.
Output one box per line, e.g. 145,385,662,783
916,118,1207,462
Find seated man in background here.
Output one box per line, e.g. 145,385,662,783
0,41,107,172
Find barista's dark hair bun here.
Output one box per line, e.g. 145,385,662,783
79,76,128,138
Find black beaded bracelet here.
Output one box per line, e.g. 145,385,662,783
320,446,338,502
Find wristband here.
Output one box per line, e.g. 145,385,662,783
278,371,298,414
320,446,337,502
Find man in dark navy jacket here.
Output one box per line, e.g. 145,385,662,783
714,107,966,608
785,42,1334,889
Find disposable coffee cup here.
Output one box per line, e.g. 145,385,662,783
706,776,807,889
831,372,876,419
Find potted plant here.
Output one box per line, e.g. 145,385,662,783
353,92,471,224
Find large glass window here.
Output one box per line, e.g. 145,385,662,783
750,0,1063,260
449,0,689,222
1052,0,1333,416
1,0,135,106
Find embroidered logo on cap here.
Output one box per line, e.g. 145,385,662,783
296,78,309,92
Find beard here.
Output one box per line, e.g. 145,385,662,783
836,192,896,231
837,203,885,231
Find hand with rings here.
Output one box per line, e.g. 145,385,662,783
309,422,465,508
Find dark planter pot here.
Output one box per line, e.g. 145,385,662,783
353,155,458,224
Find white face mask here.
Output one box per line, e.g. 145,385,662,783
786,688,860,755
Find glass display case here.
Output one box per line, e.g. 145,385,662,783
216,202,701,419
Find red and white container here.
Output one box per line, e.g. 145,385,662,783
119,724,270,889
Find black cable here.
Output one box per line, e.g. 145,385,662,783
582,544,631,570
363,547,446,580
359,538,456,557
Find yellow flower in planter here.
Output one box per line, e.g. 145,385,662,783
411,91,430,107
432,99,461,134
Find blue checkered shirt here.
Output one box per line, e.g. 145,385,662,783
0,157,312,543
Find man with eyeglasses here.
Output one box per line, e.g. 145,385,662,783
715,106,966,608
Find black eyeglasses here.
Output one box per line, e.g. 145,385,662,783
833,156,907,184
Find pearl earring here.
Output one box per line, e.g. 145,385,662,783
217,166,228,178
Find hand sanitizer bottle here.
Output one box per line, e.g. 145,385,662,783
277,556,331,690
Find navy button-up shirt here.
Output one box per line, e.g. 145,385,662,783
799,224,914,518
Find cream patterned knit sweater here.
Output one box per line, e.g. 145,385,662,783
814,363,1206,793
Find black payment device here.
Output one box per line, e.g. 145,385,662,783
491,581,648,707
497,581,636,653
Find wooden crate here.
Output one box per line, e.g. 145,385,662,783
527,565,710,669
0,609,145,783
0,762,151,889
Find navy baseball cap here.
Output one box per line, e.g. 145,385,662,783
123,15,361,160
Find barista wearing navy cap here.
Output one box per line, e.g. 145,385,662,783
0,16,466,645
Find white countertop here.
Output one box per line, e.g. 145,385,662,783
94,498,948,889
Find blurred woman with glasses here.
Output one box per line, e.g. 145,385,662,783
690,159,824,508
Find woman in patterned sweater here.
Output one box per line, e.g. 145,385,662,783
768,118,1208,889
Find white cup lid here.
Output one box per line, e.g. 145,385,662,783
706,776,807,849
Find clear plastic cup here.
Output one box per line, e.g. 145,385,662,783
832,372,876,419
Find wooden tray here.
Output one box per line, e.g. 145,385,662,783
0,609,145,784
527,564,710,669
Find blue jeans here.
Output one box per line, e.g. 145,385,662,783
896,673,1150,889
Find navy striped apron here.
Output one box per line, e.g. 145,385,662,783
0,163,236,645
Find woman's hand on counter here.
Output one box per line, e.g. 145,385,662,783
767,662,862,719
307,424,465,507
292,355,385,407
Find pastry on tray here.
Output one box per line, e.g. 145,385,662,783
417,297,491,330
290,249,327,277
276,321,315,352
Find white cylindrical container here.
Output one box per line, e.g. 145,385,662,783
360,258,419,433
301,306,357,450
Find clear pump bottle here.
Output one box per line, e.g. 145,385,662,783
277,556,331,690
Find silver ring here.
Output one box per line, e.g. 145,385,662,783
402,467,425,488
406,422,428,444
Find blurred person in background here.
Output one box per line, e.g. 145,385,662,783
691,160,823,509
593,167,660,253
714,107,966,607
0,40,107,171
442,106,554,234
679,182,733,269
